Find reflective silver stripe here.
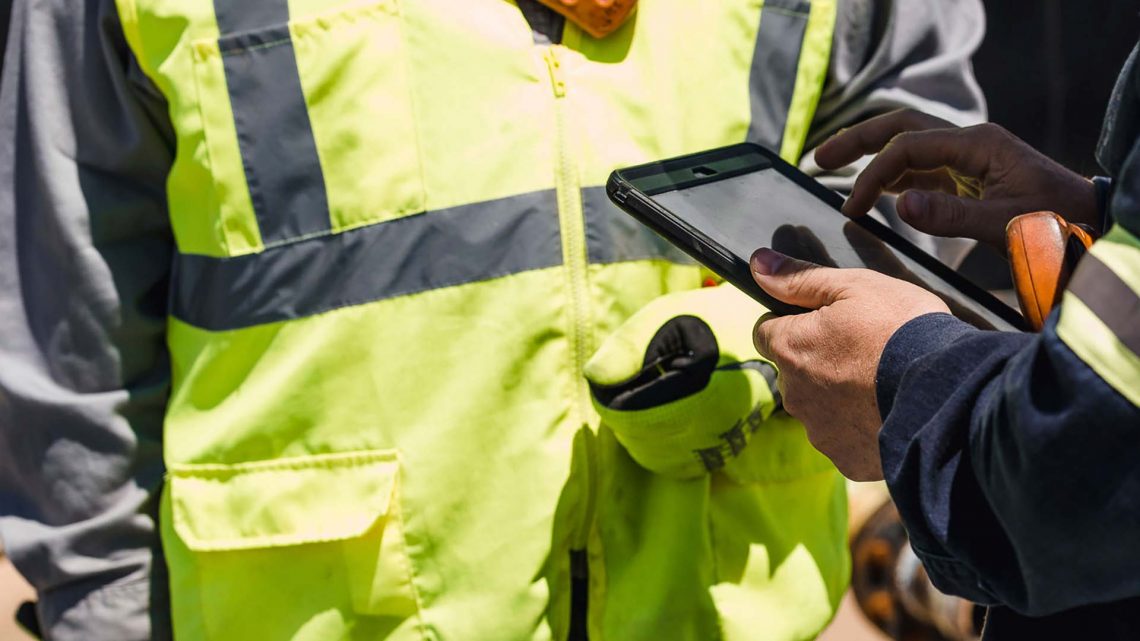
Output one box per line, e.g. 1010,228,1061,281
173,191,562,331
581,187,695,266
1068,253,1140,357
213,0,287,32
213,1,332,244
746,0,811,151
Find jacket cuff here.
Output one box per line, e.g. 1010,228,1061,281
37,572,170,641
875,313,976,421
908,545,999,609
1093,175,1114,233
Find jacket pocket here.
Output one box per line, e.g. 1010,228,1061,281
190,0,425,254
166,450,423,641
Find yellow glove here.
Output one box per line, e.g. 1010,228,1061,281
584,285,781,480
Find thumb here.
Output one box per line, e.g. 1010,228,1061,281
750,249,852,310
897,190,1018,248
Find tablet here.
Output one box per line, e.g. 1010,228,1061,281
607,143,1027,331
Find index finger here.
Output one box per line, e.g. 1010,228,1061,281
842,127,993,217
814,110,957,170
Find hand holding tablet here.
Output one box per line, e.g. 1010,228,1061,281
606,142,1028,331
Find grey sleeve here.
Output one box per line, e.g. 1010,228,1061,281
0,1,175,639
802,0,988,266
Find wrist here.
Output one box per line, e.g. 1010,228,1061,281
1067,175,1102,231
874,313,976,420
1092,176,1114,233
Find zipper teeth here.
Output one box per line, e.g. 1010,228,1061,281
547,45,593,425
547,43,601,639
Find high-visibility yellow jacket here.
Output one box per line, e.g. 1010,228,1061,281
110,1,849,639
0,0,992,639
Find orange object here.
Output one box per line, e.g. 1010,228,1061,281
1006,211,1096,331
535,0,638,39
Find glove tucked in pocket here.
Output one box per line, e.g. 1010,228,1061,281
584,285,781,479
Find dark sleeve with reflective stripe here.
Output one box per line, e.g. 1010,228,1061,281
877,309,1140,617
0,1,174,639
876,47,1140,619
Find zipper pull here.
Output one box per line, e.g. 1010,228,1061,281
544,47,567,98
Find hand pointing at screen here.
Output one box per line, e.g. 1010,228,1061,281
751,108,1093,481
815,109,1100,248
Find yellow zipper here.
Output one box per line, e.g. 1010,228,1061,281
544,45,593,426
545,41,606,641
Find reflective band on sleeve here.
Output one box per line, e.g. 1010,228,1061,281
746,0,810,153
1086,224,1140,293
1067,254,1140,357
173,191,562,331
213,1,332,245
580,187,695,266
1059,235,1140,407
1057,293,1140,407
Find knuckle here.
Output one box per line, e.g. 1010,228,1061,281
990,123,1013,139
908,109,949,130
770,332,798,365
766,329,788,357
944,196,968,227
898,108,932,131
785,266,810,291
852,268,881,285
752,322,771,353
888,131,917,147
788,266,824,298
974,122,1010,143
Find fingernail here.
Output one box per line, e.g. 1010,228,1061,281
751,248,786,276
900,191,928,219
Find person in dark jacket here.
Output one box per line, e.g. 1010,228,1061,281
749,47,1140,639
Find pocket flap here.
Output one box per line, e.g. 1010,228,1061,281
170,450,399,551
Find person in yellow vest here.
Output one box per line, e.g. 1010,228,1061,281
0,1,985,640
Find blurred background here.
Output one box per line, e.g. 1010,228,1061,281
977,0,1137,175
0,1,1138,640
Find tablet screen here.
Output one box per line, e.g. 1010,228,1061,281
653,167,1014,331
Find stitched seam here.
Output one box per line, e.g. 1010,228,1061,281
388,473,430,640
291,2,401,41
187,529,378,551
189,43,236,255
256,204,422,250
220,36,292,56
392,0,430,238
169,450,398,477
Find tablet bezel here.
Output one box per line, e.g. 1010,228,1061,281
606,142,1029,331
